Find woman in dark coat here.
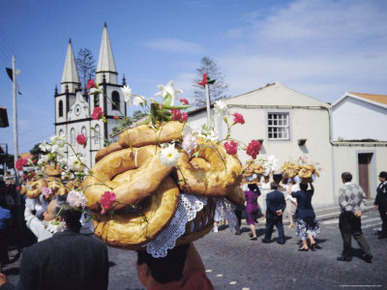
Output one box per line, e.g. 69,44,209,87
290,181,320,251
244,183,261,240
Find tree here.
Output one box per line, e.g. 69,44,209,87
192,57,229,107
76,48,96,91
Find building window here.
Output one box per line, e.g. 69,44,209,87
58,100,63,117
59,129,64,137
94,95,100,108
267,112,290,140
94,124,100,146
70,128,76,145
111,91,120,111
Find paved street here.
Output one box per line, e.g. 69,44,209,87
3,210,386,289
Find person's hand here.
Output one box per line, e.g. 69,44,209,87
276,209,282,216
354,211,362,218
0,273,8,286
373,205,378,211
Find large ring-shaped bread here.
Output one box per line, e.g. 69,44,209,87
44,164,62,177
177,138,242,197
95,142,122,163
82,145,174,211
92,176,180,250
26,179,48,198
46,177,68,196
118,121,184,148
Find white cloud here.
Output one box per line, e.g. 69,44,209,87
213,0,387,103
144,38,204,54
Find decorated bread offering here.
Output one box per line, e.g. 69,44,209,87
24,80,263,257
281,156,321,183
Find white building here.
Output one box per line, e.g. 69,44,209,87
332,92,387,141
189,82,387,207
54,23,127,168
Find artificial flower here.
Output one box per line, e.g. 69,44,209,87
91,107,104,120
16,158,28,171
42,186,53,198
87,79,97,90
67,190,88,208
233,113,245,125
214,100,229,116
100,191,117,214
39,141,51,152
224,140,238,155
180,98,189,105
171,109,188,123
155,80,183,106
113,115,118,121
133,96,145,106
197,73,208,86
121,85,133,105
68,155,86,171
246,140,261,159
38,154,49,166
159,143,182,168
76,134,87,148
182,131,197,155
50,134,66,147
264,155,278,174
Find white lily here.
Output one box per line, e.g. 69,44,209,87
154,80,183,106
133,95,145,106
121,85,133,105
214,100,229,116
39,141,51,152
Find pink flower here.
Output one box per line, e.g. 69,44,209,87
246,140,261,159
87,79,97,90
180,98,189,105
76,134,87,148
100,191,117,214
16,158,28,171
197,73,208,86
113,115,118,121
224,140,239,155
91,107,104,120
171,109,188,122
42,186,53,198
233,113,245,125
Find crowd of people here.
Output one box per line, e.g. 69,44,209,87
0,170,385,289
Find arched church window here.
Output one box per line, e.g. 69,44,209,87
59,129,64,137
70,128,76,145
112,91,120,111
81,126,87,138
94,124,100,146
94,95,100,108
59,100,63,117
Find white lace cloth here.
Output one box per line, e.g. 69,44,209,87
145,193,207,258
145,193,237,258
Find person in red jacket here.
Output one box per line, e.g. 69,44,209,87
136,242,214,290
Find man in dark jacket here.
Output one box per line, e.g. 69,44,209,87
374,171,387,239
262,182,286,244
0,197,109,290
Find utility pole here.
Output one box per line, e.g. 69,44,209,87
12,56,19,172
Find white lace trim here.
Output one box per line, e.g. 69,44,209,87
145,193,207,258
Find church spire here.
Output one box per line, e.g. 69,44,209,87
61,39,80,94
96,22,117,84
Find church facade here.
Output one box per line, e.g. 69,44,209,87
54,23,126,168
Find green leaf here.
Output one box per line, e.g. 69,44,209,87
163,93,173,107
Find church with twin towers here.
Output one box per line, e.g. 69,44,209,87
54,23,127,168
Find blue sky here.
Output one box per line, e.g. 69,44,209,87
0,0,386,156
